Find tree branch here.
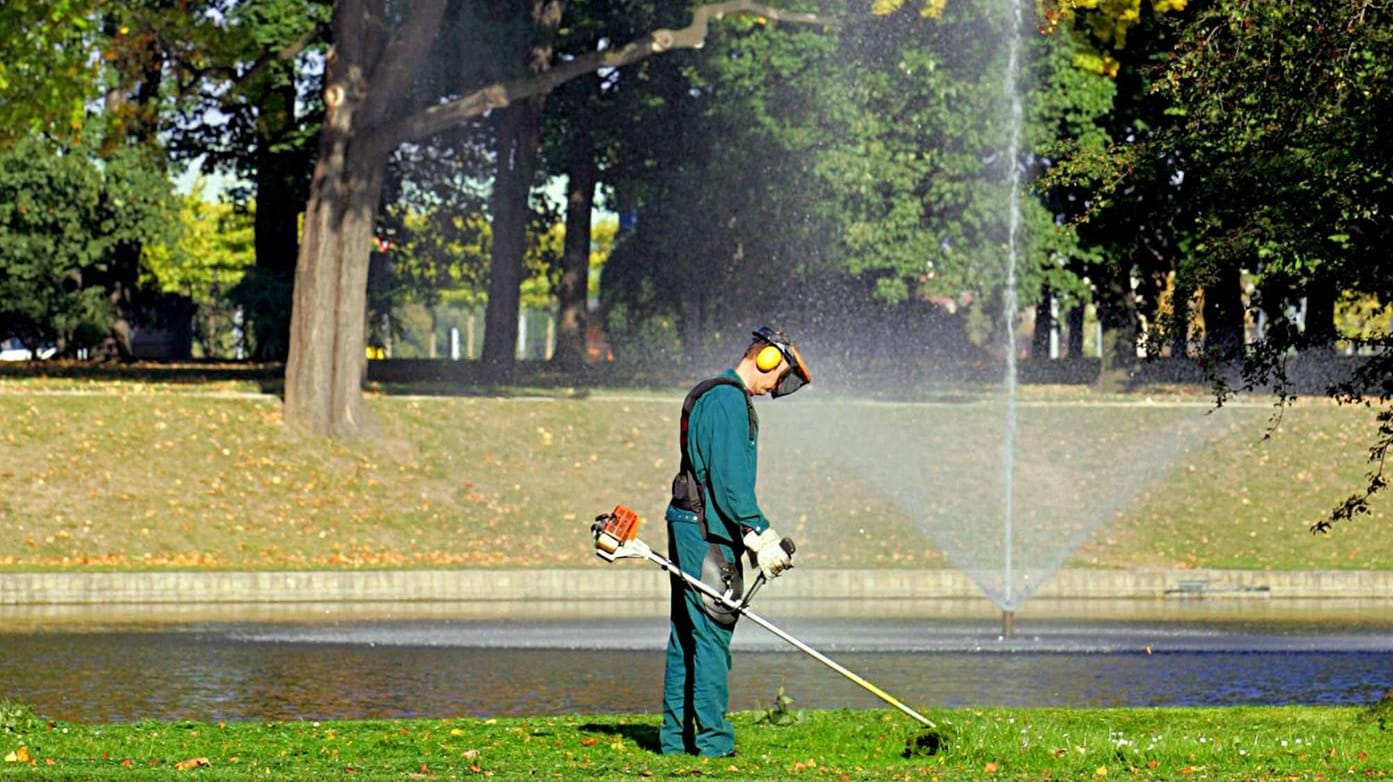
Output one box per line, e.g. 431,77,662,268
171,20,327,103
377,0,835,148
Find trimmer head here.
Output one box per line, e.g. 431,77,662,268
592,505,642,561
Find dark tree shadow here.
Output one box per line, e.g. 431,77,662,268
578,722,662,754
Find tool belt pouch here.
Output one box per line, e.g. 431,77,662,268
671,470,702,515
699,542,743,627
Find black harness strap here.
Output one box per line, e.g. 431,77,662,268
673,377,757,541
674,377,757,627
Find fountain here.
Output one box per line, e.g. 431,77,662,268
997,0,1027,633
757,0,1227,629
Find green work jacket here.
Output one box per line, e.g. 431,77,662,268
684,368,770,543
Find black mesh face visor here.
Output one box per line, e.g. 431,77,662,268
752,326,811,398
772,366,807,398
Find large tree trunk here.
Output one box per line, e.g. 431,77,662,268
552,131,598,371
284,137,387,437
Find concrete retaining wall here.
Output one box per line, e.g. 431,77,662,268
3,568,1392,606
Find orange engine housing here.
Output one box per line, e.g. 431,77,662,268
594,504,641,555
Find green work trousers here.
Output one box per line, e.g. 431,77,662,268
660,509,737,756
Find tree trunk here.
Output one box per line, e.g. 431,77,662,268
1031,285,1052,359
480,103,538,378
1169,275,1193,358
1303,274,1337,352
1066,303,1085,357
1094,263,1139,391
98,13,165,360
1202,263,1245,357
250,70,304,361
479,0,561,379
283,79,390,436
552,133,598,371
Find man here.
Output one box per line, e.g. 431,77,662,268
660,325,812,757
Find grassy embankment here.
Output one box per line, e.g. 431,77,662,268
0,372,1388,571
3,700,1392,780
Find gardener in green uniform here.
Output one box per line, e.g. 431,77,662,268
660,325,812,757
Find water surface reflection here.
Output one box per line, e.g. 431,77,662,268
3,599,1392,723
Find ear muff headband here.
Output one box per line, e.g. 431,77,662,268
756,345,784,372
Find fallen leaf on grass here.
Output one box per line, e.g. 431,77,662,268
175,757,211,771
4,746,32,764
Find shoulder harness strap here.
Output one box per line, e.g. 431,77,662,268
679,377,756,477
674,377,757,542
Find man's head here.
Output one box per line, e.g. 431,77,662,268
737,326,811,398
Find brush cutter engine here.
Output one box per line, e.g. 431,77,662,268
592,505,644,561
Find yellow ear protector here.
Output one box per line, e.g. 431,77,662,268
756,345,784,372
751,326,811,398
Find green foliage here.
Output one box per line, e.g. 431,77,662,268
752,682,803,726
0,700,38,734
1159,0,1392,297
599,0,1115,362
0,132,177,350
601,15,848,360
1129,0,1393,525
144,184,255,357
0,1,99,144
167,0,330,190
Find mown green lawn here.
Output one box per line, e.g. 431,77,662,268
2,701,1390,780
0,375,1387,571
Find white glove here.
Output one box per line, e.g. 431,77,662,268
743,528,792,580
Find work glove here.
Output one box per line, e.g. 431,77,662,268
743,527,792,580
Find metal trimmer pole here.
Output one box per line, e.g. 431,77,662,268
638,544,936,729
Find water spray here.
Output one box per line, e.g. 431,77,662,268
997,0,1027,628
592,506,947,756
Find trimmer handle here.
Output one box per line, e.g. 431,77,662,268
740,537,797,608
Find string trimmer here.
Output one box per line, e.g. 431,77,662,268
592,504,942,749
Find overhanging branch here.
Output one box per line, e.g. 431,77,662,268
377,0,835,148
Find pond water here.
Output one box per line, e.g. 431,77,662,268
3,599,1392,723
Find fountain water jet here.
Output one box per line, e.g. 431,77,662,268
998,0,1028,633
